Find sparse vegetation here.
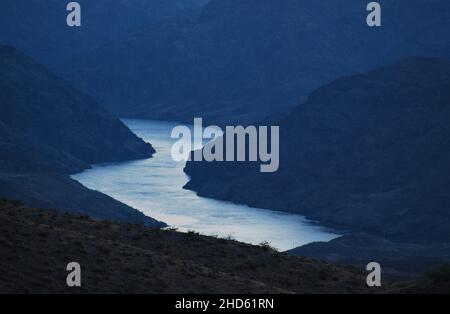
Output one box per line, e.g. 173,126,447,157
420,264,450,292
11,199,23,207
0,199,375,294
187,230,200,236
259,241,278,252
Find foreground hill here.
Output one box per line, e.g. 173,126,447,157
0,199,372,293
3,199,448,293
185,57,450,243
0,45,163,227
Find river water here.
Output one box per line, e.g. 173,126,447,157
72,119,338,251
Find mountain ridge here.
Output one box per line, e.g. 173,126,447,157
184,57,450,243
58,0,450,124
0,44,163,227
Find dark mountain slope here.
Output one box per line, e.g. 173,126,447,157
0,199,375,293
61,0,450,124
0,45,163,226
0,45,155,172
0,0,208,67
185,57,450,243
288,234,450,279
0,174,160,225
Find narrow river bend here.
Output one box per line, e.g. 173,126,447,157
72,119,338,251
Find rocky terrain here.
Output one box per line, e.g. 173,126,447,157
2,199,449,293
0,199,372,294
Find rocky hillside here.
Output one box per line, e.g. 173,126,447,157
0,199,373,293
185,57,450,243
2,199,449,293
0,45,163,227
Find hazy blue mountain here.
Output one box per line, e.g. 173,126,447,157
54,0,450,123
0,45,163,226
0,0,208,67
184,57,450,243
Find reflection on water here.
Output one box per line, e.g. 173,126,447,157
72,119,338,251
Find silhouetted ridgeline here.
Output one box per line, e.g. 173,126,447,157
2,199,449,293
185,58,450,244
0,199,370,293
0,45,163,227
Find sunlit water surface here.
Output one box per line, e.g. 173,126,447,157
72,119,338,251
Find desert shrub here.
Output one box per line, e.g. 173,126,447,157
246,260,259,271
79,214,90,221
425,264,450,285
130,233,143,241
317,266,331,280
11,199,23,207
224,235,235,241
259,241,278,252
187,230,200,236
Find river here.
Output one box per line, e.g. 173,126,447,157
72,119,338,251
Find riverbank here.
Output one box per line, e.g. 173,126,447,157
72,119,338,251
183,58,450,245
0,45,163,228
